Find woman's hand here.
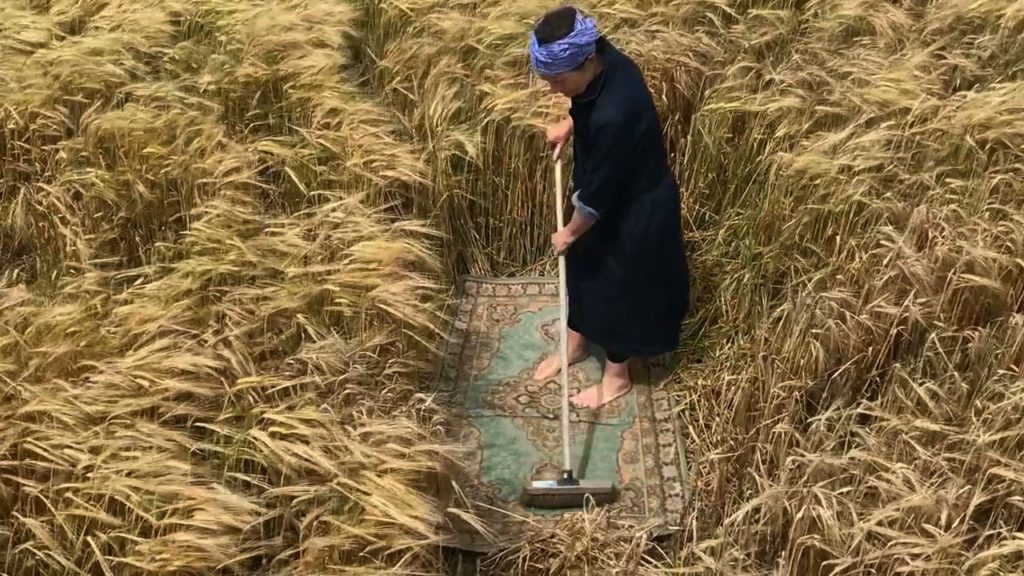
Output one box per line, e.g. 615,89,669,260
551,228,575,255
546,117,572,159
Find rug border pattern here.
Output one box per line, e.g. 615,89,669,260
432,275,689,545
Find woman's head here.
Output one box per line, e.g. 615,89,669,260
529,6,603,98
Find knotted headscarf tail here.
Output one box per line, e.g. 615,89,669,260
529,11,600,76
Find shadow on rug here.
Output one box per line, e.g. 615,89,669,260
431,276,691,552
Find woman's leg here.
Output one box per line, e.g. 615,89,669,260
533,327,589,380
605,350,629,364
570,347,633,409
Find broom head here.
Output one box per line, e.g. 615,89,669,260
519,472,618,509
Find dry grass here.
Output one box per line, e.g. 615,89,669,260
1,1,459,574
3,0,1024,574
478,506,675,575
350,0,1024,573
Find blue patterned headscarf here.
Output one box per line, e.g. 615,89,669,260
528,11,600,76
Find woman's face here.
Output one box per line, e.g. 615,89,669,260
541,70,590,98
540,56,598,98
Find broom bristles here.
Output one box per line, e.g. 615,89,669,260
520,480,618,510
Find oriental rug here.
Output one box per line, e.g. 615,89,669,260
432,276,690,552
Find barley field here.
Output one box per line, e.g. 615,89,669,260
2,0,1023,574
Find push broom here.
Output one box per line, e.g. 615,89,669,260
519,144,618,509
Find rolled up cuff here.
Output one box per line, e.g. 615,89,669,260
572,190,600,220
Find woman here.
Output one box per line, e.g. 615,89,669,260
528,5,690,409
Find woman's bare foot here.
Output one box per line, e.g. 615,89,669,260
570,359,632,409
533,328,588,380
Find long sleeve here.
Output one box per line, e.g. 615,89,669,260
572,112,635,219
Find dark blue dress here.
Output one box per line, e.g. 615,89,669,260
565,36,690,359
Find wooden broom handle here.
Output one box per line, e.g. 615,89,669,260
553,145,573,475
